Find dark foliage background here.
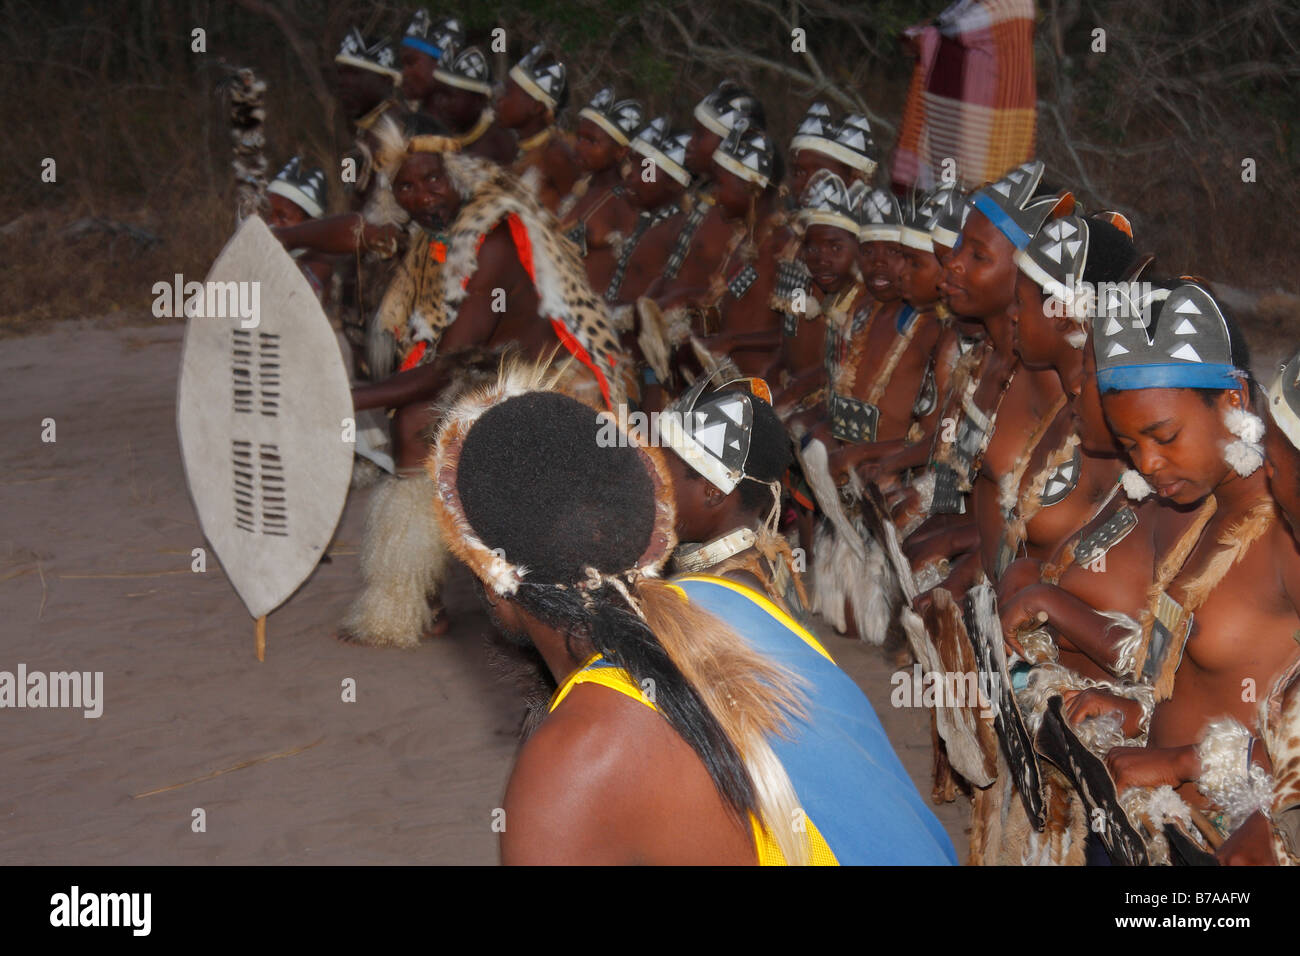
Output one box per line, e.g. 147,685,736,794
1,0,1296,332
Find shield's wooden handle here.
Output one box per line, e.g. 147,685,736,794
256,615,266,662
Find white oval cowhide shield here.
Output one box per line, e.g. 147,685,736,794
176,215,353,620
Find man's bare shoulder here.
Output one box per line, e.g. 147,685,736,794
500,679,754,864
464,220,525,290
500,681,668,865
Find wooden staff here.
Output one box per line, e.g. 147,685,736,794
256,615,266,662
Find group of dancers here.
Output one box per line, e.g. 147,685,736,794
244,11,1298,865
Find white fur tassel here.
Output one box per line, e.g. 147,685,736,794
797,438,867,560
340,473,450,648
1120,784,1205,865
1121,469,1154,500
1196,716,1275,832
1222,406,1265,477
997,471,1019,515
912,470,936,514
1101,609,1143,680
811,517,896,645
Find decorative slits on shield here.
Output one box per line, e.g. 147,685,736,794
232,440,289,537
259,444,287,536
233,330,254,413
257,332,281,416
232,330,282,416
233,439,255,533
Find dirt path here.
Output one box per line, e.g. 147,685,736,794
0,317,968,864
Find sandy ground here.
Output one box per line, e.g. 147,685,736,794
0,317,969,865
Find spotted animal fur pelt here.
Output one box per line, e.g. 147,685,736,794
223,66,268,222
369,128,627,406
1262,659,1300,864
438,152,627,406
972,751,1087,866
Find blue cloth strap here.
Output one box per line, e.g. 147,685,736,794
971,193,1031,250
1098,362,1241,392
401,36,443,60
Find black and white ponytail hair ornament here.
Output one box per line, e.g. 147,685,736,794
1222,404,1265,477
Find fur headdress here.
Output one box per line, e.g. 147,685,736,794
370,113,462,181
430,357,676,597
430,357,813,865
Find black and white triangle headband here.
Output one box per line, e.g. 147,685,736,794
1094,281,1238,391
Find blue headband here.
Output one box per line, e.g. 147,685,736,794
971,193,1031,250
1097,362,1242,393
401,36,443,60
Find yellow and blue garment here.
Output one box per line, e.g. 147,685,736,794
548,574,957,865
